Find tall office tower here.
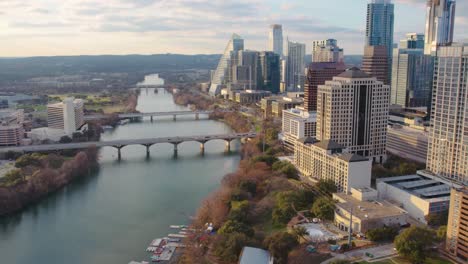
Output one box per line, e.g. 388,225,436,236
304,62,346,112
424,0,456,55
312,39,344,63
426,44,468,185
285,40,306,91
446,187,468,263
391,34,434,108
365,0,394,83
229,50,261,90
268,24,283,57
362,45,389,85
259,51,280,94
317,67,390,163
209,34,244,95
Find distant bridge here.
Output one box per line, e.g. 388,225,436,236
0,133,257,159
84,110,214,121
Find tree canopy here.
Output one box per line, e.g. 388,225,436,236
394,226,436,263
264,232,299,264
311,197,335,220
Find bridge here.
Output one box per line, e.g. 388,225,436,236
0,133,257,160
84,110,214,121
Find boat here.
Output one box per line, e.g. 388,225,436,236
169,225,187,229
168,233,187,238
119,119,130,125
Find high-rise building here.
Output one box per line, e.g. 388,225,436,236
312,39,344,63
268,24,283,57
426,44,468,185
285,40,306,92
317,67,390,163
365,0,394,83
362,45,389,85
229,50,261,91
259,51,280,94
304,62,346,112
391,34,434,108
446,187,468,263
424,0,456,55
47,98,85,136
209,34,244,95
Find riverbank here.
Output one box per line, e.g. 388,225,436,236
0,148,99,216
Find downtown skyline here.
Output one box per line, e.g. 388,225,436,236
1,0,468,57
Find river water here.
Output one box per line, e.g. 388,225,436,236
0,79,240,263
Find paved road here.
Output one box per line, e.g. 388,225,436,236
322,243,397,264
84,110,213,121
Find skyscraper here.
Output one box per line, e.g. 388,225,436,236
446,186,468,263
312,39,344,63
304,62,346,112
424,0,456,55
365,0,394,82
209,34,244,95
317,68,390,163
391,33,434,108
268,24,283,57
285,40,306,91
229,50,261,91
259,51,280,94
426,44,468,185
362,45,389,85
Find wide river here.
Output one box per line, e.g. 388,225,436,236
0,78,240,263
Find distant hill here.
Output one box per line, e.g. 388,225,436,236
0,54,220,81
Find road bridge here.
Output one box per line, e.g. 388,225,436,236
0,133,257,160
84,110,213,121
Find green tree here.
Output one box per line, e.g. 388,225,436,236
253,154,278,166
272,191,314,226
436,225,447,242
264,231,299,264
311,197,335,220
213,233,252,262
239,180,256,196
330,260,351,264
425,210,449,227
218,220,254,237
228,200,250,223
272,161,299,180
292,226,308,241
2,169,25,184
394,226,436,263
15,154,42,168
366,226,399,242
316,179,337,195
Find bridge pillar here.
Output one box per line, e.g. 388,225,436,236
150,116,153,122
173,115,176,121
195,113,199,120
144,144,151,158
116,146,123,160
225,140,232,152
173,143,179,157
200,142,205,155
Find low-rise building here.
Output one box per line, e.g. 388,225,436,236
0,109,25,146
294,138,371,192
239,247,274,264
229,90,272,104
260,96,303,118
446,187,468,263
387,125,428,164
333,187,409,233
281,108,316,151
376,174,451,223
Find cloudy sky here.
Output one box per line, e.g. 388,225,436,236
1,0,467,57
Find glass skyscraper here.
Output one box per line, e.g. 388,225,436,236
268,24,283,58
424,0,456,55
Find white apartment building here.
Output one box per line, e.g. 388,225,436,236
387,125,428,164
47,98,85,136
282,108,316,151
294,138,371,193
317,68,390,163
0,109,25,146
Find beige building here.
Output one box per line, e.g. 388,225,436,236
261,96,303,118
387,125,428,164
294,138,371,193
333,187,409,233
281,108,316,151
47,98,84,136
446,187,468,263
229,90,271,105
317,68,390,163
0,109,25,146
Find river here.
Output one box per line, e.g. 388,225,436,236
0,77,240,263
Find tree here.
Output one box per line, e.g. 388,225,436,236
59,136,73,144
425,210,449,227
366,226,399,242
213,233,252,262
272,191,314,226
272,161,299,180
2,169,25,184
316,179,337,195
239,180,257,196
15,154,42,168
218,220,254,237
330,260,351,264
292,226,308,241
394,226,436,263
228,200,250,223
436,225,447,242
311,197,335,220
253,155,278,166
264,232,299,264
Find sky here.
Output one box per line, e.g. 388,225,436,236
1,0,467,57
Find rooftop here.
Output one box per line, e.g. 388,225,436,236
334,192,408,221
337,67,371,79
314,140,344,150
338,153,370,162
239,247,272,264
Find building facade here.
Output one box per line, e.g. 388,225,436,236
230,90,271,105
446,187,468,263
209,34,244,95
427,44,468,185
282,108,316,151
294,138,372,193
0,109,25,146
317,68,390,163
387,125,428,164
259,51,281,94
304,62,346,112
285,40,306,92
312,39,344,63
47,98,85,136
424,0,456,55
229,50,262,91
362,45,389,85
365,0,395,82
268,24,283,57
